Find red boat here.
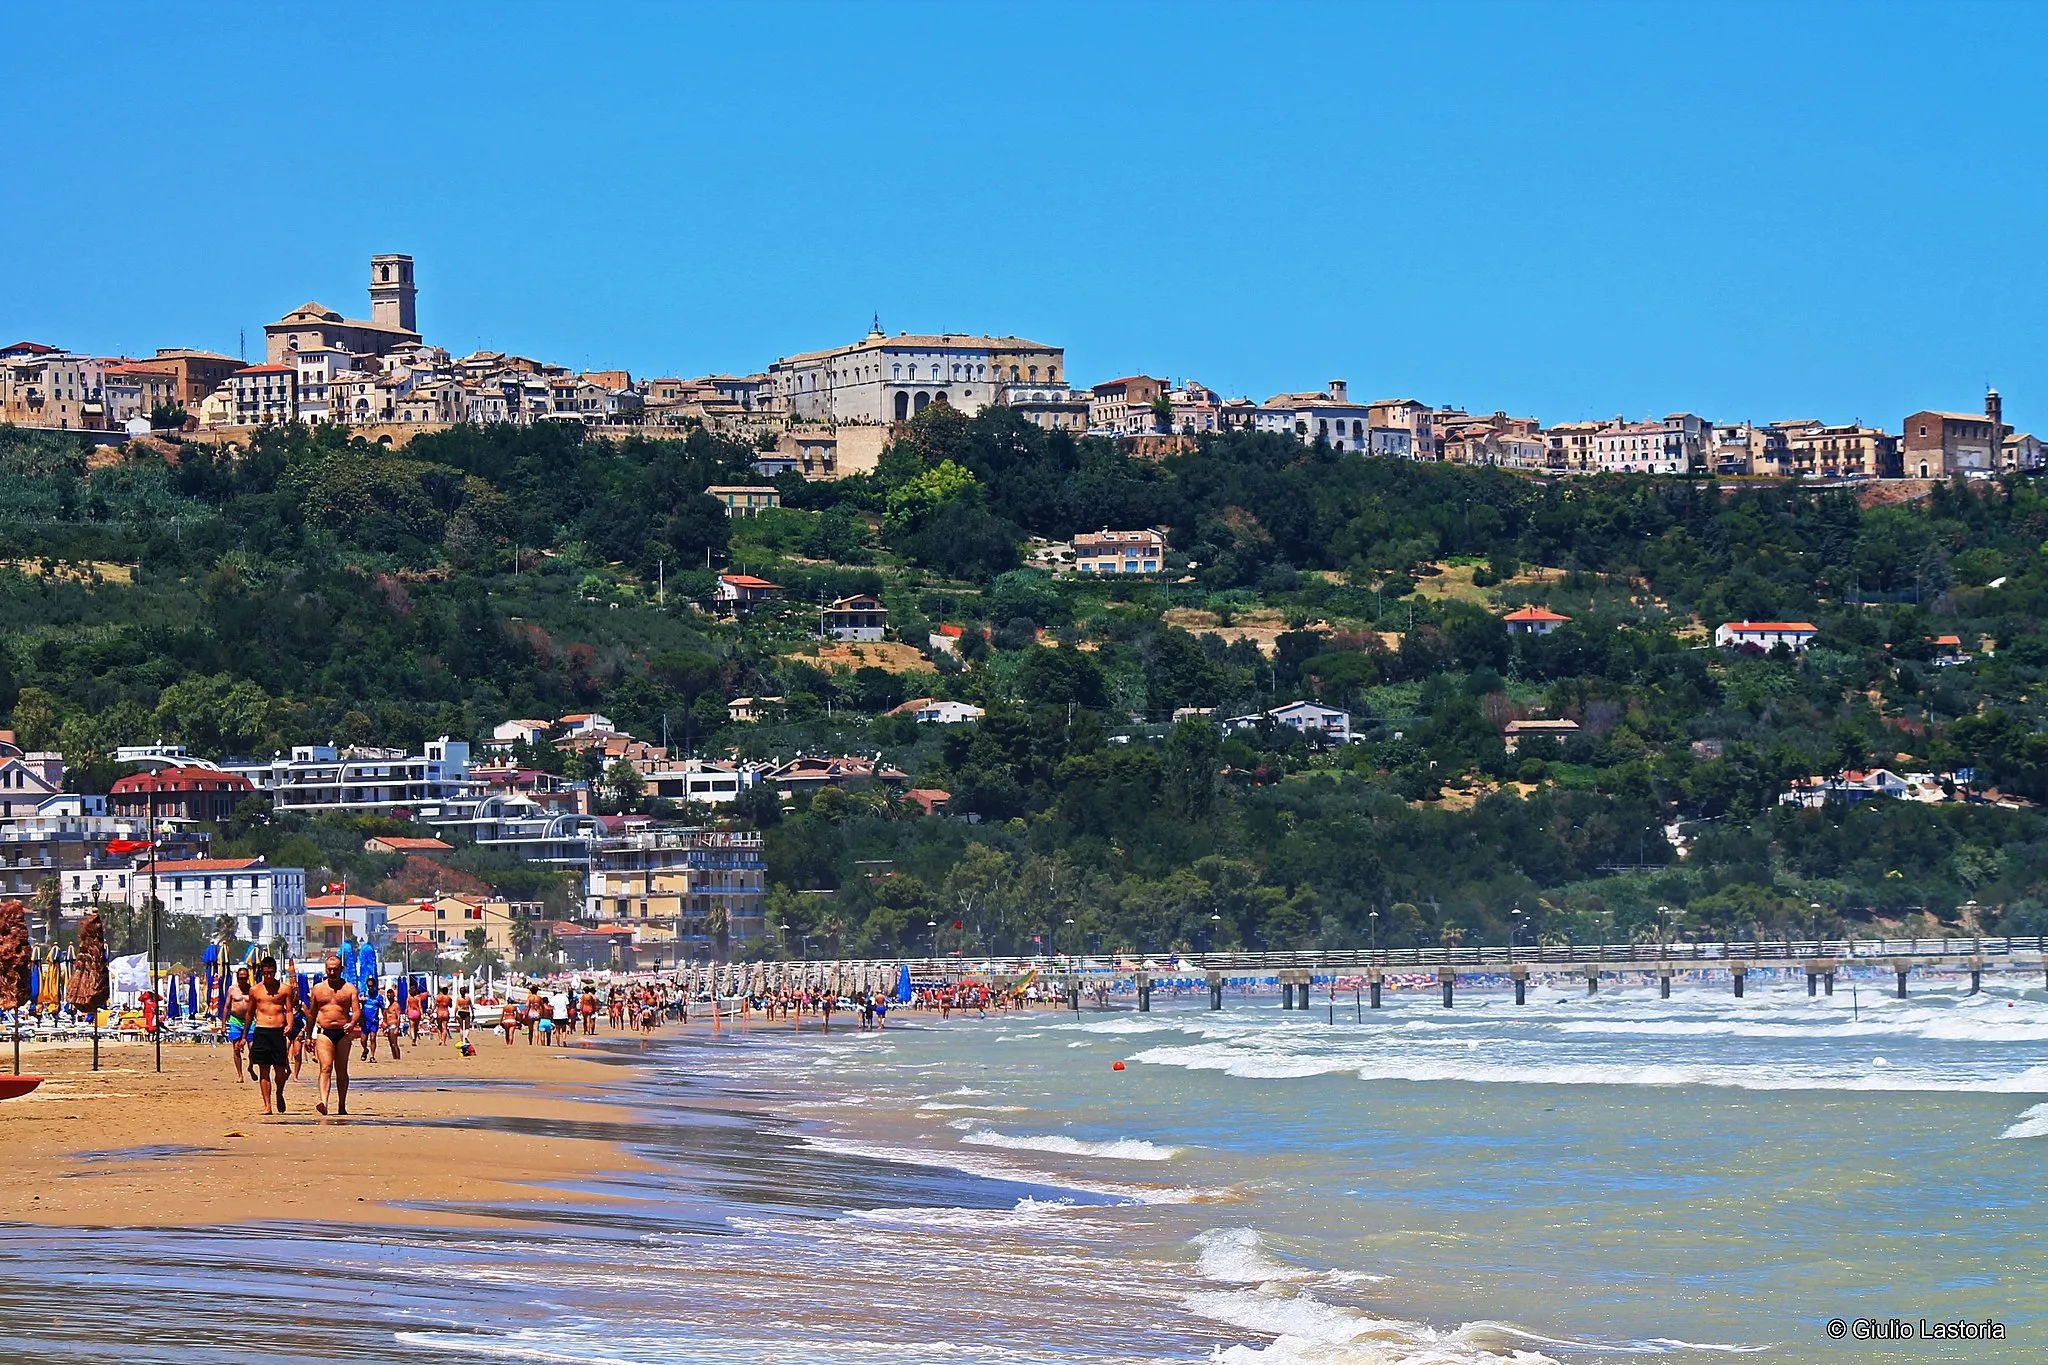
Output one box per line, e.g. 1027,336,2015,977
0,1076,43,1100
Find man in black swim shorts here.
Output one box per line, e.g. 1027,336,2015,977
247,956,296,1115
308,952,361,1117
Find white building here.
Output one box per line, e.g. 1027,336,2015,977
291,347,364,424
635,758,761,806
769,325,1063,424
1714,621,1818,652
129,856,307,955
228,364,298,425
1225,700,1355,744
913,700,986,725
224,739,473,816
1256,381,1377,451
1000,382,1092,431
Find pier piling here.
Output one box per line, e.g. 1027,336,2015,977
1732,964,1746,998
1893,960,1910,998
1438,966,1455,1009
1208,971,1224,1011
1137,973,1152,1012
1367,967,1382,1010
1585,966,1599,996
1510,963,1528,1005
1659,969,1672,999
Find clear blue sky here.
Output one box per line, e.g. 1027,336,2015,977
6,1,2044,432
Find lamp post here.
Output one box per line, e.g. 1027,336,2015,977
1509,908,1525,964
1368,910,1379,960
1063,917,1076,964
1206,912,1222,956
927,919,938,962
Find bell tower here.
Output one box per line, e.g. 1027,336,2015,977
369,253,417,333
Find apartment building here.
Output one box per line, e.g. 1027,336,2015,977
385,894,542,959
108,766,256,823
1785,422,1899,479
1369,399,1437,459
1592,413,1710,474
1547,420,1606,472
102,362,181,426
128,856,307,955
1,349,104,428
224,739,473,816
229,364,298,425
584,829,767,961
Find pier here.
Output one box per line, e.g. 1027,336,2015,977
662,936,2048,1010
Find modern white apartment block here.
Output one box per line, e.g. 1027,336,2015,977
224,739,473,816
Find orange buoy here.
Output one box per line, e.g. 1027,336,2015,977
1111,1060,1126,1071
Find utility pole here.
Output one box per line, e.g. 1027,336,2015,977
148,782,161,1074
658,556,665,606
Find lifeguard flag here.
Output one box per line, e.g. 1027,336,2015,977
107,839,154,855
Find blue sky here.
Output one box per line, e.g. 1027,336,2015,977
5,1,2044,432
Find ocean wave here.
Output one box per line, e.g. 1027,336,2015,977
841,1197,1103,1231
918,1102,1027,1112
959,1127,1183,1160
1127,1043,2048,1094
1189,1286,1559,1365
1997,1101,2048,1139
797,1133,1225,1203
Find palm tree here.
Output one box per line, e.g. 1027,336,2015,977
706,904,730,962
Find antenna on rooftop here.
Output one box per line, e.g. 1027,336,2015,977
238,329,246,363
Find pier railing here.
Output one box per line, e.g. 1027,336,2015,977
876,936,2048,977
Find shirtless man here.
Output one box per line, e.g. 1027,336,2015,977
225,966,254,1082
308,952,363,1117
247,957,296,1115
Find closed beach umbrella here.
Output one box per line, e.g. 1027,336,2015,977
340,940,359,985
896,964,912,1003
4,902,42,1011
359,942,381,985
185,974,199,1019
68,913,109,1014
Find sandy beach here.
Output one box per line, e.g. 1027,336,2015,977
0,1028,660,1229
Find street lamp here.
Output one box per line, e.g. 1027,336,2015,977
1509,907,1526,963
1368,910,1379,958
927,919,938,960
1063,917,1076,961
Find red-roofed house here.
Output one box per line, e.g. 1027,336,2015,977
904,788,952,817
109,767,256,823
363,834,455,855
1503,606,1570,636
715,573,782,608
1714,621,1818,653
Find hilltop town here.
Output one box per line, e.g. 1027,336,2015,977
3,252,2035,481
4,252,2048,971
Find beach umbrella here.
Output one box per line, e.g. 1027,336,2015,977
68,913,108,1013
185,974,199,1020
359,941,381,986
895,964,913,1003
340,940,359,985
1,902,33,1021
166,977,182,1021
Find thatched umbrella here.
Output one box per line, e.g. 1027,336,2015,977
69,913,109,1072
0,900,30,1076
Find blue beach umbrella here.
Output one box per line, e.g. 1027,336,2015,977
340,940,359,984
186,974,199,1018
896,964,913,1003
359,942,380,985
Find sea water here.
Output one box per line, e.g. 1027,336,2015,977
2,972,2045,1363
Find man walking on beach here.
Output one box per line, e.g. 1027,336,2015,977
308,952,362,1117
247,956,295,1115
225,965,254,1082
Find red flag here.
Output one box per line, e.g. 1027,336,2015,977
106,839,154,855
952,920,963,931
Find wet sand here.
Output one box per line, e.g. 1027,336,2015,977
0,1027,661,1228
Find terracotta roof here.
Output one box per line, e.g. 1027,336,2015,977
147,858,262,873
110,767,255,793
368,836,453,851
233,364,297,375
720,574,781,589
1721,621,1817,632
1503,606,1570,623
308,893,385,909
